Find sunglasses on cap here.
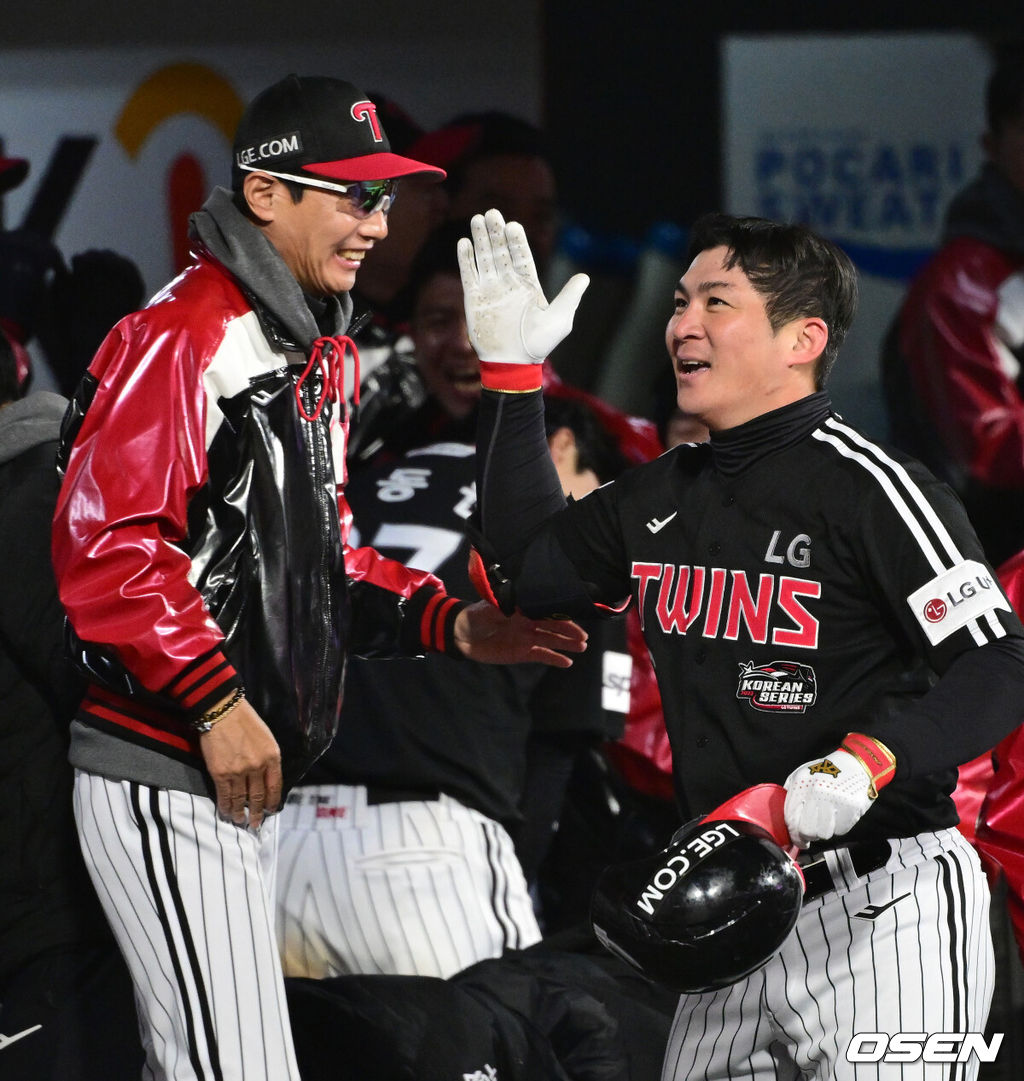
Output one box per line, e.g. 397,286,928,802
239,165,398,216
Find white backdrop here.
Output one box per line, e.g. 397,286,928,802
0,43,542,298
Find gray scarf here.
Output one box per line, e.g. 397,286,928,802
0,391,67,465
188,187,354,350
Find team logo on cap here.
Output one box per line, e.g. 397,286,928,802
351,101,383,142
736,660,817,713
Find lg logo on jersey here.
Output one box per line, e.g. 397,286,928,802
846,1032,1003,1064
923,598,947,622
923,573,994,623
908,559,1012,646
764,530,811,568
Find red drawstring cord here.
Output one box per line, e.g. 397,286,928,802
295,335,361,422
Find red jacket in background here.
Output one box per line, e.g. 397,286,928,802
955,548,1024,963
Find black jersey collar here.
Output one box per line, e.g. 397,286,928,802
709,392,833,476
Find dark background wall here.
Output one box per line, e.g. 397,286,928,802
4,1,1022,245
0,2,536,47
542,1,1024,237
3,2,1024,421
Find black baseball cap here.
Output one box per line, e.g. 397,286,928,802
232,75,446,188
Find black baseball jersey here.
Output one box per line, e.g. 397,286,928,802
477,391,1024,840
307,440,625,826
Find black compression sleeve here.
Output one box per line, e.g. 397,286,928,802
876,636,1024,778
476,387,566,563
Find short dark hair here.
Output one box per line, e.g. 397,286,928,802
542,395,629,484
986,41,1024,138
233,175,307,208
685,213,859,388
0,327,22,404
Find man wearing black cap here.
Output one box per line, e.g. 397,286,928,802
51,75,585,1081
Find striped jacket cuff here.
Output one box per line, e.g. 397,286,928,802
403,588,470,654
162,649,243,722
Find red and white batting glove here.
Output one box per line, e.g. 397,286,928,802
457,209,589,390
783,733,897,849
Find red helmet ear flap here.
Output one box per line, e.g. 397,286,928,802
699,783,796,855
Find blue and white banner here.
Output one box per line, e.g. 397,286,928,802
723,33,990,437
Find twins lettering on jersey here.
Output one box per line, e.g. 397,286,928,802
632,529,819,646
634,529,823,713
631,562,821,648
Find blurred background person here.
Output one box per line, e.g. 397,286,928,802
0,149,145,400
276,221,631,979
411,110,559,278
0,325,142,1081
883,40,1024,566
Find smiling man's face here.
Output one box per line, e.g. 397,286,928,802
411,271,481,420
263,181,389,297
665,245,817,431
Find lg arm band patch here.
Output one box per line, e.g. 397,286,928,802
908,560,1011,646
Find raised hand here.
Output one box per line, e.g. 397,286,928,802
457,208,589,365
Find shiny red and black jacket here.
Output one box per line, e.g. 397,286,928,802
53,249,464,791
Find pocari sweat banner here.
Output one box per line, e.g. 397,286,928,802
723,32,989,439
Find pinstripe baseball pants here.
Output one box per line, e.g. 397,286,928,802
73,771,300,1081
275,784,541,979
660,828,995,1080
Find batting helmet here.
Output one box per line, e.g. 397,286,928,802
591,808,804,994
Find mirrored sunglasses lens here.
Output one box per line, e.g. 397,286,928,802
355,179,396,213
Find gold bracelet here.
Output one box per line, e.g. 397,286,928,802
193,688,245,734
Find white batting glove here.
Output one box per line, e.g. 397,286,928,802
457,208,590,366
783,733,896,849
